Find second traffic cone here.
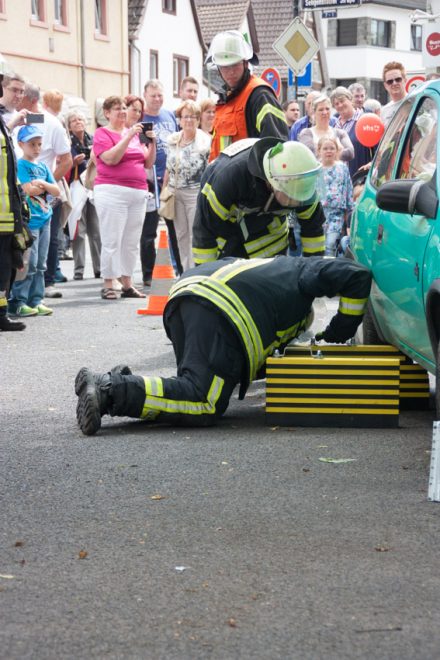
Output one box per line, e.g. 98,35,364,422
137,229,176,315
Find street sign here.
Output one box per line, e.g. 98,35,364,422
405,74,426,94
422,23,440,69
288,62,312,88
272,17,319,75
303,0,360,9
261,67,281,97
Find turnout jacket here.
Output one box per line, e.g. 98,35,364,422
165,256,372,398
210,75,288,161
0,109,25,235
192,141,326,265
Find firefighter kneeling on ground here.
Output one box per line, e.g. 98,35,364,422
75,256,372,436
192,137,326,266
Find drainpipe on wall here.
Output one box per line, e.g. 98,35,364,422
130,40,142,95
80,0,86,98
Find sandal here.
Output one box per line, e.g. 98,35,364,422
120,286,146,299
101,287,118,300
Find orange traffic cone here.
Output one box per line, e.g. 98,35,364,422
137,228,176,315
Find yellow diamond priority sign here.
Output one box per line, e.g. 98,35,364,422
272,17,319,75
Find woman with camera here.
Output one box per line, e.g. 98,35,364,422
93,95,156,300
66,110,101,281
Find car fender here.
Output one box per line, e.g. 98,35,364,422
426,280,440,360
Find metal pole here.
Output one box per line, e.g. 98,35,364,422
293,0,299,99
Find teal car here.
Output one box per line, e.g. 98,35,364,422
350,80,440,411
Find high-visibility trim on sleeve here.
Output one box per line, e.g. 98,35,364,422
339,297,368,316
255,104,287,133
296,200,319,221
0,133,15,234
202,183,229,221
193,245,219,265
140,375,225,418
301,234,325,254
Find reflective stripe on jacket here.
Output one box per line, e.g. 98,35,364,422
0,130,15,233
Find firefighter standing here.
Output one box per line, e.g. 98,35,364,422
75,256,372,436
207,30,288,162
0,75,31,332
192,137,326,265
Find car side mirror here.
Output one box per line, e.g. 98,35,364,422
376,178,438,219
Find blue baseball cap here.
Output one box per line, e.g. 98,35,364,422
17,125,44,143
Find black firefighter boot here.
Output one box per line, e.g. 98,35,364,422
0,311,26,331
75,365,132,436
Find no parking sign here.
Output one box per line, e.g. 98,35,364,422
261,67,281,97
405,75,426,94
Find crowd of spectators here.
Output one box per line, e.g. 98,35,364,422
0,56,412,328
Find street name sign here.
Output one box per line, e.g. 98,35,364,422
272,17,319,75
303,0,360,9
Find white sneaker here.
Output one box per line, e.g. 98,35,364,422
44,286,62,299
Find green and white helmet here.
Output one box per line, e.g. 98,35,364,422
263,141,321,202
206,31,259,67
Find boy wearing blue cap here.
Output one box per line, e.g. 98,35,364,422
9,124,60,317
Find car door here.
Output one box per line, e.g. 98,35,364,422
370,94,439,360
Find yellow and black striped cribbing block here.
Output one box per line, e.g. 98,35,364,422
399,359,430,410
283,344,430,410
265,355,400,428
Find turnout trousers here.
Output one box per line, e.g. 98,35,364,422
110,300,245,426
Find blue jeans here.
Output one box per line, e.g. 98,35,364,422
9,221,50,311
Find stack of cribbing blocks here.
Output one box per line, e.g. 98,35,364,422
265,344,430,428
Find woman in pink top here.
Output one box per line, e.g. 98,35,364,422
93,95,156,300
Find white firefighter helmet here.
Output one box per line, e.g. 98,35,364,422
263,141,321,202
206,31,259,67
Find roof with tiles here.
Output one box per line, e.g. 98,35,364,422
195,0,259,49
128,0,147,40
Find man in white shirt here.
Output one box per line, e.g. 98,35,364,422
18,82,72,298
381,61,407,128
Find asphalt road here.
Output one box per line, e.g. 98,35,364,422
1,253,440,660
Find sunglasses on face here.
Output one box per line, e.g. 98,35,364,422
385,77,403,85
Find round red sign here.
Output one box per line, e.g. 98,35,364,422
426,32,440,56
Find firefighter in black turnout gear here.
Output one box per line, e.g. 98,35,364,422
0,76,32,331
75,256,372,436
192,138,326,266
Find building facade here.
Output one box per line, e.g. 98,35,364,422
0,0,129,122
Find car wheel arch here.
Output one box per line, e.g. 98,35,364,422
426,280,440,361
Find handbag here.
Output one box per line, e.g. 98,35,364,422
158,139,181,220
158,185,175,220
81,159,96,191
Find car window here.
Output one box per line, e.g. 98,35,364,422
370,97,414,188
397,98,437,182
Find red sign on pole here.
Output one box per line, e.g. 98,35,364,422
261,67,281,97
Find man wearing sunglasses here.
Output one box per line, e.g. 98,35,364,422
381,61,407,127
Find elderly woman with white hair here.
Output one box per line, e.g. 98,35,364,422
330,86,373,179
65,109,101,280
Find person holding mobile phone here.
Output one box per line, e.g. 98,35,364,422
93,95,156,300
